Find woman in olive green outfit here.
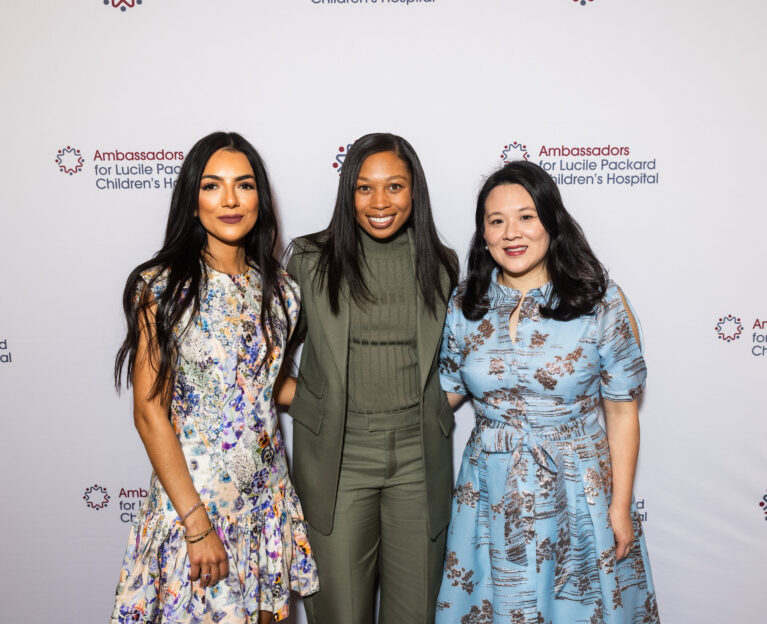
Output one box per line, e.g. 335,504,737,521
284,133,458,623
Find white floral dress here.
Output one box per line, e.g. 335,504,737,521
111,266,318,624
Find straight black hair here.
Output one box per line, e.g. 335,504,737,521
302,132,458,315
462,160,607,321
115,131,287,400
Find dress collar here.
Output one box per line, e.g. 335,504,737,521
486,268,553,308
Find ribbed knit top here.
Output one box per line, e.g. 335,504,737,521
347,228,420,414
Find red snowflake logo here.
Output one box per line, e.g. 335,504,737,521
83,484,110,510
715,314,743,342
332,143,354,174
104,0,143,12
55,146,84,175
500,141,530,163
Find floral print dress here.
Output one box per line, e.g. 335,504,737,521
111,266,318,624
436,274,658,624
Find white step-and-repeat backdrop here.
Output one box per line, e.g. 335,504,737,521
1,1,765,622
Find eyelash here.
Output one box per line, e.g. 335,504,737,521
356,184,405,192
488,215,535,225
200,182,255,190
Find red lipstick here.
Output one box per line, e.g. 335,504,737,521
504,246,527,256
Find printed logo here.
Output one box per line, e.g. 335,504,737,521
83,484,110,510
117,487,148,523
635,497,648,522
82,483,147,522
501,141,530,163
311,0,437,7
332,143,353,174
0,338,11,364
714,316,767,357
55,145,183,191
760,489,767,522
751,318,767,356
715,314,743,342
56,146,84,175
498,138,660,187
104,0,143,11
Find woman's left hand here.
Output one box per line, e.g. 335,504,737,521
609,504,635,561
603,397,640,563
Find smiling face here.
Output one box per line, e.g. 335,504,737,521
483,183,550,288
354,151,413,239
197,149,259,254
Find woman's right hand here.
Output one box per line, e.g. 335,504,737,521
187,527,230,588
273,370,297,407
132,295,230,588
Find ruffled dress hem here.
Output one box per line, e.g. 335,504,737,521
111,487,318,624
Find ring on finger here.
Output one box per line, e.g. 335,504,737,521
203,573,211,582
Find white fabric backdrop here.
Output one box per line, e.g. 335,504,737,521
1,1,765,622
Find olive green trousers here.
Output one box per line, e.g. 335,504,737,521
303,407,446,624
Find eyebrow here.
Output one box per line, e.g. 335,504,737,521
486,205,536,215
356,174,409,182
201,174,256,181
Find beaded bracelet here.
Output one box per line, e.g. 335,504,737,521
179,500,204,525
185,525,214,544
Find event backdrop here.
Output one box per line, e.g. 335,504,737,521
1,1,765,622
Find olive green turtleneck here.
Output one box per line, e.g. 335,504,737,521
347,228,419,415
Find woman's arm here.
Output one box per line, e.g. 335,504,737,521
603,398,640,561
599,283,645,561
446,391,465,409
276,242,308,409
273,366,297,407
132,300,229,587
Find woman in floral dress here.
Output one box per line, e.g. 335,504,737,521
437,161,659,623
112,132,318,624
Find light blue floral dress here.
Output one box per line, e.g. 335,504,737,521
111,266,318,624
436,274,658,624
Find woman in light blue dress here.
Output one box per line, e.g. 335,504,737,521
436,161,659,623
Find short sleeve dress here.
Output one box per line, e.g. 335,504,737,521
111,266,319,624
435,273,659,624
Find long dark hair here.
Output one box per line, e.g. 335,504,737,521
463,160,607,321
114,131,287,400
301,132,458,315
